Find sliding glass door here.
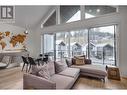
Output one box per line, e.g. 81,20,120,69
89,25,116,65
55,29,88,60
55,32,69,61
70,29,88,58
43,34,54,60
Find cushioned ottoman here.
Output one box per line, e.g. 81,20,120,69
71,64,107,81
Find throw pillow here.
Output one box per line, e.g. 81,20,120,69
66,59,72,67
38,65,51,80
72,57,76,64
2,56,11,64
74,56,85,65
79,55,86,64
54,61,68,73
31,65,44,75
47,61,55,76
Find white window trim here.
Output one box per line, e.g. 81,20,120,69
41,6,57,28
41,5,119,28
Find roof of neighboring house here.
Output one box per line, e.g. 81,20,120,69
70,42,82,47
56,40,66,46
82,42,95,51
83,42,96,47
96,43,113,48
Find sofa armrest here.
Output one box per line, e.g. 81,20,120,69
23,73,56,89
85,59,92,64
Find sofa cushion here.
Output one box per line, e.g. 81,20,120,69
31,65,43,75
85,59,92,64
38,64,51,80
50,74,74,89
66,59,72,67
74,56,85,65
54,61,68,73
58,68,80,78
47,61,55,76
71,64,107,76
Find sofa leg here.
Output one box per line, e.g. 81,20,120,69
100,78,105,82
101,78,105,83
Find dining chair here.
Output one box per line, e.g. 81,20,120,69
28,57,37,72
21,56,29,72
42,54,49,63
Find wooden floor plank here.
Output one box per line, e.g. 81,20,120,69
73,76,127,89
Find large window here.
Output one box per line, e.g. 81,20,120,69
89,25,116,65
42,6,117,27
43,25,117,66
70,29,88,57
43,11,56,27
55,32,69,60
60,6,81,23
44,34,54,60
85,6,117,19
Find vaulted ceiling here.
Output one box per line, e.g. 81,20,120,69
12,6,52,29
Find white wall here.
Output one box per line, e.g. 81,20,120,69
118,6,127,77
31,25,42,57
41,6,127,77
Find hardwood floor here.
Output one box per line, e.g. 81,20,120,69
73,76,127,89
0,67,127,89
0,67,23,89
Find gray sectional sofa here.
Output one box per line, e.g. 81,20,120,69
71,64,107,81
23,61,80,89
23,58,107,89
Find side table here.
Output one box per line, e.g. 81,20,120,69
106,65,121,80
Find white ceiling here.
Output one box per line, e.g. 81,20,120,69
12,6,52,29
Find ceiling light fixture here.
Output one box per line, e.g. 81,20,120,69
97,9,100,13
24,29,28,34
24,25,29,34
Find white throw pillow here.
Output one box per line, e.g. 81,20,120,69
55,61,68,73
38,65,51,80
47,61,55,76
31,65,44,75
31,64,51,80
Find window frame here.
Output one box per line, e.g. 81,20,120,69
42,24,117,66
42,9,57,28
84,6,118,19
42,6,118,28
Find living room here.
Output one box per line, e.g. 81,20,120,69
0,2,127,92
